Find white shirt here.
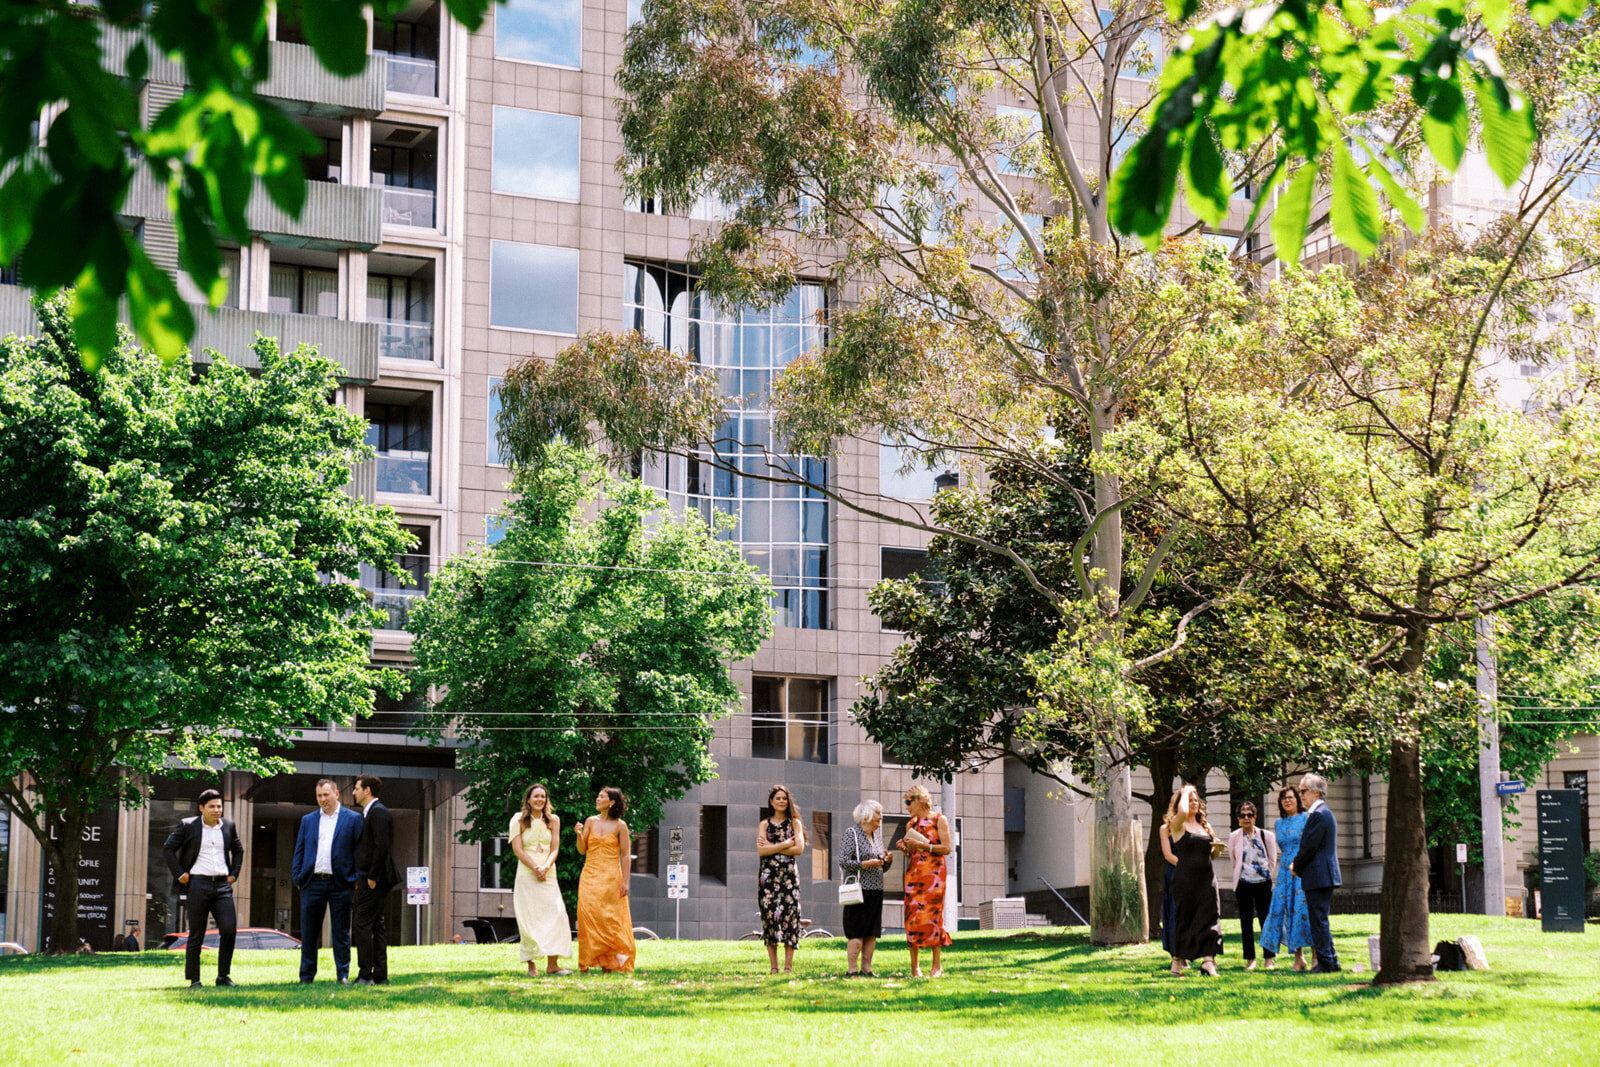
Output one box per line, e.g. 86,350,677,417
362,798,376,816
1308,798,1328,814
315,809,338,874
193,819,230,877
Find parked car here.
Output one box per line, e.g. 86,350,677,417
159,927,301,951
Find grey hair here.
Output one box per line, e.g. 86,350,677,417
852,799,883,825
1300,773,1329,796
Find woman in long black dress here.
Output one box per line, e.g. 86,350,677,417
1161,783,1224,977
756,784,806,974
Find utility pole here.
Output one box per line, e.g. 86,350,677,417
941,777,959,934
1476,613,1507,917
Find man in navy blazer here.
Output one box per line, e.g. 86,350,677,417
291,778,363,983
1290,772,1343,973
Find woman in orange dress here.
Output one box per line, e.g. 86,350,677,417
575,786,636,974
895,784,953,978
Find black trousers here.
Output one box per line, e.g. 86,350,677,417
183,875,236,982
1235,879,1275,961
352,880,389,982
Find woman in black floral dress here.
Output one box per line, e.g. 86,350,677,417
757,784,807,973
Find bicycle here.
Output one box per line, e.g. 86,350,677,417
739,916,835,940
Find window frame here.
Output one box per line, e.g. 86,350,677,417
491,106,582,203
489,240,581,337
750,674,831,764
494,0,583,71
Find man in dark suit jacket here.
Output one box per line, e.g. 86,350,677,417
350,773,399,985
1290,772,1343,973
290,777,364,983
162,788,245,989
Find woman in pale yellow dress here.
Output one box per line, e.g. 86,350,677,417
576,786,636,974
510,783,573,976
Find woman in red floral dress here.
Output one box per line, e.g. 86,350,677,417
896,784,953,977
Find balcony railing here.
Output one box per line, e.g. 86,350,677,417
376,319,434,361
381,187,437,229
382,54,439,97
368,588,423,630
376,449,431,495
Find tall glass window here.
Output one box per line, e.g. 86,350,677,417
267,263,338,317
492,108,581,202
490,242,579,334
360,524,431,631
368,256,435,362
374,5,441,97
496,0,581,68
751,675,829,763
626,262,829,628
366,389,433,496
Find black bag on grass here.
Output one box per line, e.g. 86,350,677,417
1432,940,1466,971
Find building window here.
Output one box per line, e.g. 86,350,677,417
361,671,427,734
487,376,506,465
373,123,439,228
177,247,241,309
496,0,581,69
878,548,940,630
879,436,957,500
699,805,727,885
751,676,829,763
490,241,579,334
628,263,829,628
360,524,431,631
366,389,433,496
810,811,831,881
493,108,581,202
633,825,659,877
303,130,343,183
374,4,441,97
267,261,338,317
995,105,1042,177
1566,770,1591,854
485,514,510,545
480,837,516,890
369,255,435,362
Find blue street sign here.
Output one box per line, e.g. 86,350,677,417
1495,779,1526,796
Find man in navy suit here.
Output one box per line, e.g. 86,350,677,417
291,778,363,984
1290,773,1343,973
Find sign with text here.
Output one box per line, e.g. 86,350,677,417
1455,842,1468,864
1536,790,1585,933
41,803,120,951
406,866,430,906
666,863,688,888
1495,779,1526,797
668,826,684,864
667,885,688,899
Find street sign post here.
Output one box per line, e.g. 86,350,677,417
666,862,689,937
1536,790,1585,932
406,866,430,945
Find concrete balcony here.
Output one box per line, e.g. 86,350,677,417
250,179,383,250
191,305,379,383
100,26,186,85
126,169,382,251
0,284,39,340
262,41,387,118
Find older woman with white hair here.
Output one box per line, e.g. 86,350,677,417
837,799,893,978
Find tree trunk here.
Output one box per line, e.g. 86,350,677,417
1090,729,1148,944
41,810,86,955
1375,736,1436,983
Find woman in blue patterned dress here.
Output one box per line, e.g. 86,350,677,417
1260,786,1312,971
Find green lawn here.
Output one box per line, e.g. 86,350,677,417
0,915,1594,1065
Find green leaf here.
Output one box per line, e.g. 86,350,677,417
1110,130,1178,248
0,163,51,263
1477,0,1512,33
440,0,496,31
1421,106,1469,175
1330,143,1383,256
70,269,118,373
1526,0,1589,27
1368,157,1426,233
1182,126,1232,224
298,0,373,77
1271,163,1317,264
125,242,195,364
1475,72,1536,189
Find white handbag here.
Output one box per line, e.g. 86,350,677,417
838,875,864,906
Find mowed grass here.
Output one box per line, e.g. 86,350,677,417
0,915,1595,1066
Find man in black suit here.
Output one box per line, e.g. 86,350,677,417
1290,772,1343,973
351,773,399,985
162,788,245,989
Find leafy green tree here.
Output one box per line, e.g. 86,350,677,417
0,0,496,367
1422,592,1600,858
1118,228,1600,982
856,446,1383,930
0,294,410,953
408,444,773,898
